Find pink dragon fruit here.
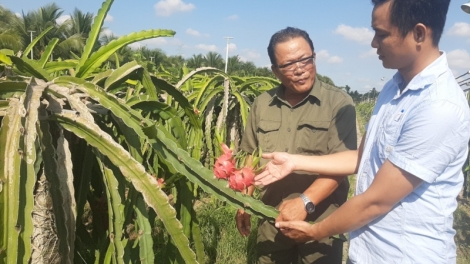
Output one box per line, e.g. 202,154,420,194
228,167,255,192
213,143,236,179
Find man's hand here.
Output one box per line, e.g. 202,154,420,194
275,221,317,243
276,198,307,223
235,209,251,236
255,152,295,186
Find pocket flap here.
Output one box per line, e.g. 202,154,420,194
258,120,281,132
298,120,329,130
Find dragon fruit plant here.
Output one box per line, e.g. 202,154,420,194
213,143,262,192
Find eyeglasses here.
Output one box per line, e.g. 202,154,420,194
276,55,315,74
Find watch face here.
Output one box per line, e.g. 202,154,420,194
306,202,315,213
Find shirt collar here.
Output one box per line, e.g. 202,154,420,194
391,51,448,97
271,75,321,105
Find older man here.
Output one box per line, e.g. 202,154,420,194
235,27,357,264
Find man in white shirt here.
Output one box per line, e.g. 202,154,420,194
254,0,470,263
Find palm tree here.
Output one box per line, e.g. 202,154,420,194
238,61,256,76
166,54,185,68
227,55,242,74
0,6,23,52
55,8,95,59
204,51,224,69
14,3,65,59
186,54,205,69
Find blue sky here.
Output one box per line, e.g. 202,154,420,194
3,0,470,93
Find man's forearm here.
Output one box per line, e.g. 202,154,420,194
311,192,385,240
303,176,346,205
293,134,365,176
292,149,360,176
310,160,422,240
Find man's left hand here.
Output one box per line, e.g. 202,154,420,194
276,197,307,222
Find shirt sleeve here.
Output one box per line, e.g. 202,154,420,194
327,94,358,154
240,97,259,153
388,100,470,183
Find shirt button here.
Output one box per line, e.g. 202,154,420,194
290,108,294,112
285,148,288,152
386,146,392,153
287,128,291,132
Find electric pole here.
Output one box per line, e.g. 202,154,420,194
28,30,35,60
223,37,233,73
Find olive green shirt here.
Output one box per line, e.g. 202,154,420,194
240,76,357,220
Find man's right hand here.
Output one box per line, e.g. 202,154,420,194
255,152,295,186
235,208,251,236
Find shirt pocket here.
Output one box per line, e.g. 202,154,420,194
378,114,402,161
296,120,330,155
257,120,281,152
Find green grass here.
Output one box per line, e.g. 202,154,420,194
196,198,259,264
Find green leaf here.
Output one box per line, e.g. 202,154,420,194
76,29,175,78
76,0,114,73
91,69,113,85
17,78,47,263
43,60,78,73
38,38,59,68
141,69,159,100
127,98,177,120
0,97,24,263
21,26,54,60
135,196,154,263
51,111,199,264
104,61,141,90
9,57,50,81
231,90,248,128
97,155,125,263
0,52,12,65
0,81,27,99
151,76,200,129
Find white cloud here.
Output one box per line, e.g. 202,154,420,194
101,28,113,37
56,15,70,25
334,24,374,45
195,44,218,52
129,37,180,49
316,50,330,60
105,14,114,22
15,12,21,18
447,49,470,71
226,14,238,20
447,22,470,37
186,28,201,36
315,49,343,64
327,56,343,64
239,50,260,62
154,0,195,17
360,48,377,58
227,43,237,52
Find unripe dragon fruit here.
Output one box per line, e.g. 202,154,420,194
213,143,236,179
228,167,255,192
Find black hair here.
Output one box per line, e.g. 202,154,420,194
371,0,450,46
267,27,314,66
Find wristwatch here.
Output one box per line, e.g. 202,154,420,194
300,194,315,214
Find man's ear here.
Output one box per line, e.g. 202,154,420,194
413,23,427,44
